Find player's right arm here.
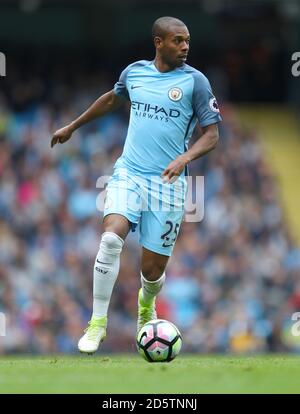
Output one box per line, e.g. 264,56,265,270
51,90,125,148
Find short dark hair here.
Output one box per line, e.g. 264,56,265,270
152,16,186,39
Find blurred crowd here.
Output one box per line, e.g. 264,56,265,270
1,63,300,355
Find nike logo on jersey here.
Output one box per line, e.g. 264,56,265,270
131,85,142,89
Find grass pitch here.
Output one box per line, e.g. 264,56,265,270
0,354,299,394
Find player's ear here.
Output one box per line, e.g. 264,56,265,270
154,36,163,49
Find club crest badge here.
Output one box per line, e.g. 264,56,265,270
168,87,183,102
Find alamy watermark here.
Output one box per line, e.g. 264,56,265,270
0,52,6,77
291,52,300,77
291,312,300,336
96,170,204,223
0,312,6,336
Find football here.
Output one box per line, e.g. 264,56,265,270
136,319,182,362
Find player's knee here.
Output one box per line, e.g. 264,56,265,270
142,265,166,281
100,232,124,255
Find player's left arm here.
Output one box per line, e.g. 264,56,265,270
162,71,221,184
161,123,219,183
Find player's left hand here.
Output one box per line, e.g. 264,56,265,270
161,154,189,184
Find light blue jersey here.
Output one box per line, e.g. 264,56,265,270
114,60,222,176
103,60,222,256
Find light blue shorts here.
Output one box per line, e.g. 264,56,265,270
103,166,187,256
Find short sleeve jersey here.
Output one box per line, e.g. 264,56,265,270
114,60,222,176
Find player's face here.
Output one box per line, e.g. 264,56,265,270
157,25,190,68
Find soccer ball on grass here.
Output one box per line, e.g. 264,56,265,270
136,319,182,362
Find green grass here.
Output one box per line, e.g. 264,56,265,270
0,354,300,393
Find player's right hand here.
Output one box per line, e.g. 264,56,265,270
51,125,74,148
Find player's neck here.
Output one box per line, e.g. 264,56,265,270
153,57,177,73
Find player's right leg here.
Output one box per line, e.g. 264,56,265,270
79,167,142,354
78,214,131,354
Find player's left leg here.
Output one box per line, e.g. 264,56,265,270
136,174,186,332
137,247,169,333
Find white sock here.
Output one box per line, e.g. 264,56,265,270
92,232,124,319
140,271,166,305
